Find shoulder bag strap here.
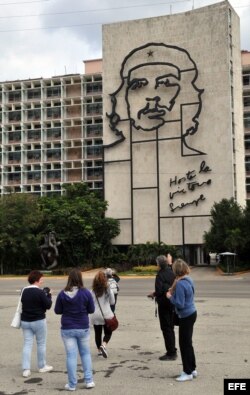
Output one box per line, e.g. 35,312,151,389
94,291,105,320
16,286,27,313
17,285,39,313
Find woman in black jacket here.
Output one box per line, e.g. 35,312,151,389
21,270,53,378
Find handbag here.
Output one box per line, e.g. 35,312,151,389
95,292,119,332
11,310,21,329
11,287,26,329
105,316,119,331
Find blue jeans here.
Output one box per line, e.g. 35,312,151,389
21,319,47,370
61,328,93,388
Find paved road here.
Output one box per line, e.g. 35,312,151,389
1,266,250,298
0,266,249,395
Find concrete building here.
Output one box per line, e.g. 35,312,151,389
0,1,247,264
242,50,250,200
103,1,246,263
0,60,103,196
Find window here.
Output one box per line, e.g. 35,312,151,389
8,152,21,161
8,91,21,102
86,82,102,94
27,89,41,100
47,108,61,118
86,103,102,115
243,97,250,107
27,171,40,181
47,170,61,179
244,118,250,128
86,124,102,136
8,173,21,182
27,151,41,161
47,149,61,160
87,147,102,157
87,168,102,177
243,75,250,86
28,129,41,140
27,109,41,120
47,87,61,98
245,140,250,150
9,111,21,122
9,131,21,142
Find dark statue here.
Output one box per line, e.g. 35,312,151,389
40,231,61,270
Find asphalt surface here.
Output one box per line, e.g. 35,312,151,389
0,266,250,395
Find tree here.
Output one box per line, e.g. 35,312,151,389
239,200,250,260
204,198,245,254
0,193,44,274
127,242,178,266
39,183,120,267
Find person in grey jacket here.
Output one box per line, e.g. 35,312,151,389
167,259,197,382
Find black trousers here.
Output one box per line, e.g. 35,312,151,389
158,304,177,355
179,311,197,374
93,324,112,349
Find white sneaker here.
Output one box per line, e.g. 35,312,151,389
192,370,198,378
38,365,53,373
23,370,31,378
65,383,76,391
100,345,108,358
86,382,95,389
176,372,193,382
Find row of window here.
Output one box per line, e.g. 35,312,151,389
0,83,103,102
1,104,103,122
0,181,103,194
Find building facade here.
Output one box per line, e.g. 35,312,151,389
103,1,246,263
242,50,250,200
0,1,247,264
0,60,103,196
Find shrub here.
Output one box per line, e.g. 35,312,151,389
133,265,157,273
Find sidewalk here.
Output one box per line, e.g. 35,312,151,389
0,271,249,395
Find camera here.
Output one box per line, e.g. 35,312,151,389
43,287,51,297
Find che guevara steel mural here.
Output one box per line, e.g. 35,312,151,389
104,42,212,243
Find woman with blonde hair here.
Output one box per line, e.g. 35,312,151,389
166,259,197,382
90,271,115,358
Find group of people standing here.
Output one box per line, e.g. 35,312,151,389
19,267,119,391
150,253,197,382
18,253,196,389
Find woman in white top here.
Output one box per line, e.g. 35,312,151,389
90,271,115,358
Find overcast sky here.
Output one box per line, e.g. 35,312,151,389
0,0,249,82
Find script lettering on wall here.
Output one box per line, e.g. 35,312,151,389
169,161,212,212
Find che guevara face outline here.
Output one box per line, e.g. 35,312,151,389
125,63,181,131
106,43,204,155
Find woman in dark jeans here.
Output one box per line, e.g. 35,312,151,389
166,259,197,382
90,271,115,358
